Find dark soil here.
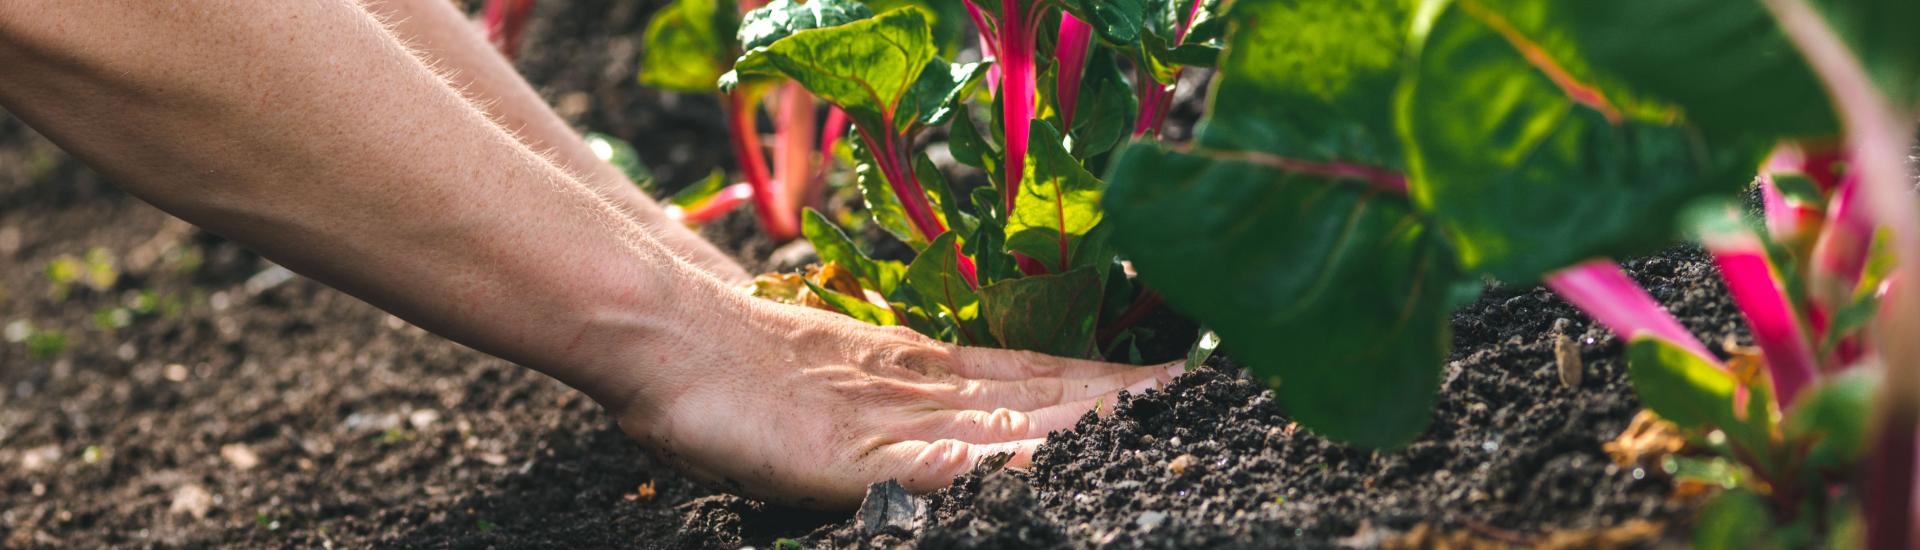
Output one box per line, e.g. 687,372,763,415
2,1,1734,548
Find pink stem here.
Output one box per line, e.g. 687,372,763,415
665,183,754,225
857,127,979,286
1812,171,1875,291
965,2,1003,97
1055,15,1094,126
1546,259,1717,363
820,108,848,161
769,83,816,239
1764,0,1920,541
1708,246,1820,407
998,0,1038,214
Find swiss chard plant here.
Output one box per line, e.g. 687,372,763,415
697,0,1223,359
1099,0,1919,544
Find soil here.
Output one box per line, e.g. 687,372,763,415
1,1,1737,548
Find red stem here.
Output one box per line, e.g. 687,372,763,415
997,0,1039,214
965,2,1003,97
666,183,754,225
1709,247,1820,407
483,0,536,60
768,83,815,239
857,127,980,286
723,93,794,240
1545,259,1718,362
1055,15,1094,126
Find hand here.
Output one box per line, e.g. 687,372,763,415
611,298,1182,509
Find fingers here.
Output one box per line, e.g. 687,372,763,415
876,438,1045,493
949,346,1144,380
904,374,1165,442
941,360,1183,411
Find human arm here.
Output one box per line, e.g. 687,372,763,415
361,0,750,284
0,0,1176,508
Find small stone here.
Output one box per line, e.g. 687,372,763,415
408,409,441,430
1555,332,1584,389
19,445,59,471
854,480,925,536
477,452,509,466
164,363,190,382
1167,454,1197,476
220,444,260,471
170,484,213,519
1135,511,1169,530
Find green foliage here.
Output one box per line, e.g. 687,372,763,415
638,0,740,93
729,8,936,133
1400,0,1761,282
1105,145,1459,448
802,209,905,294
585,132,654,190
1198,0,1411,168
978,267,1103,357
1005,120,1105,272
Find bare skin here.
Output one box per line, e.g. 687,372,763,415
362,0,750,284
0,1,1176,509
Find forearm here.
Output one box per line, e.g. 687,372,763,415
361,0,750,284
0,0,744,408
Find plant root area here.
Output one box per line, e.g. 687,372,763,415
1,0,1743,547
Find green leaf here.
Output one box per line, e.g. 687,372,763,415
801,209,906,294
638,0,740,93
1559,0,1835,139
947,108,999,170
967,187,1018,287
902,60,992,130
1198,0,1414,168
1186,329,1220,369
1623,337,1773,459
1784,368,1877,472
804,278,899,325
730,8,938,133
1400,0,1762,282
1005,120,1105,272
978,267,1104,357
737,0,874,51
1692,489,1775,550
1803,0,1920,107
666,169,731,209
1103,144,1460,449
585,132,654,191
862,0,974,56
915,154,975,237
1066,52,1137,159
1066,0,1145,45
849,139,929,250
904,233,986,344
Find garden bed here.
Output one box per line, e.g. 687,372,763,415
0,0,1739,547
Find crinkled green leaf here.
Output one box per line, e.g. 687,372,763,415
863,0,974,56
968,186,1019,287
801,208,906,294
737,0,873,51
729,8,937,133
903,61,992,130
1103,143,1460,449
1198,0,1413,167
978,267,1103,357
638,0,740,93
1400,0,1761,282
1065,0,1145,44
1005,120,1105,272
904,233,986,344
1560,0,1835,139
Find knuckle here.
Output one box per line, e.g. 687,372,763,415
986,408,1029,438
914,439,973,474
